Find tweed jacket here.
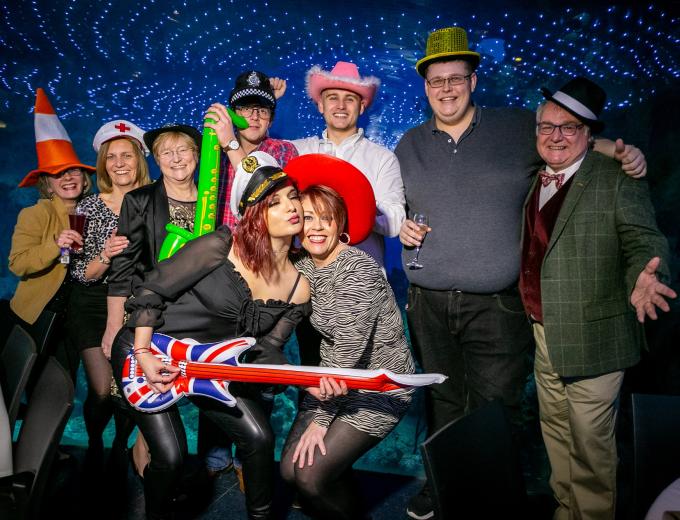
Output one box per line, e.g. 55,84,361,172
524,151,670,377
9,197,69,324
107,179,170,298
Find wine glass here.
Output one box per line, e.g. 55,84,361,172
68,206,87,253
60,206,87,264
406,213,429,270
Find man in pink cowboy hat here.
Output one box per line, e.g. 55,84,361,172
292,60,405,270
397,27,651,520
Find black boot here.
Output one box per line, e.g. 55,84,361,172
143,466,179,520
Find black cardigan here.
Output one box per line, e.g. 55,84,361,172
108,179,171,297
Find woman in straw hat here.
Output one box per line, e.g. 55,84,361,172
281,154,415,520
66,120,151,478
110,151,310,520
9,88,95,379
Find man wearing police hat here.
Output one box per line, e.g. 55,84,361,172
209,70,298,229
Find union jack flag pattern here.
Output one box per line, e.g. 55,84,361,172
121,334,255,412
122,333,447,413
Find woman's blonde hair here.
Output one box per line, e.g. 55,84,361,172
36,168,93,200
152,132,198,164
96,137,150,193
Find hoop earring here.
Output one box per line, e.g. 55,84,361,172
339,232,350,244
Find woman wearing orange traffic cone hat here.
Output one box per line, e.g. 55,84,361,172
18,87,95,188
9,88,94,381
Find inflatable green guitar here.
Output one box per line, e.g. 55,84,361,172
158,108,248,260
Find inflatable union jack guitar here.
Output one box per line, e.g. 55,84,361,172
122,333,447,412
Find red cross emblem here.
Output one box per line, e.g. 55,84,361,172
115,123,131,133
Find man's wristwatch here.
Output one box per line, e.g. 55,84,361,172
225,139,240,151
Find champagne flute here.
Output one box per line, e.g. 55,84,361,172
406,213,429,270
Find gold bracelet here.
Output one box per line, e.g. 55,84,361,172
98,253,111,265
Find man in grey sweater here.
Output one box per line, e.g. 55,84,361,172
398,27,648,520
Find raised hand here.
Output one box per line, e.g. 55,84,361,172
204,102,237,149
269,77,287,99
614,138,646,178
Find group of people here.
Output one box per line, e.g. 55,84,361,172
5,24,676,520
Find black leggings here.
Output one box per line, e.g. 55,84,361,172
111,330,275,520
280,410,380,520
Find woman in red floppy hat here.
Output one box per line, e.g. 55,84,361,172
281,154,416,520
9,88,94,379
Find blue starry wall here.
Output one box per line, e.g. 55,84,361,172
1,1,678,475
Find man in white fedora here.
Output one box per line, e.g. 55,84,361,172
292,61,405,269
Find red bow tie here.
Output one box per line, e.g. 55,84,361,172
539,170,565,189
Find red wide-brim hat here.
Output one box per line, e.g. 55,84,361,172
284,154,376,245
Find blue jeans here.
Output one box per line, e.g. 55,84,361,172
205,445,233,472
406,285,534,432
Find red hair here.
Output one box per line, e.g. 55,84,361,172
301,185,348,235
232,178,295,277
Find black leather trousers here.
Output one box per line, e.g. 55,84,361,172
112,329,275,520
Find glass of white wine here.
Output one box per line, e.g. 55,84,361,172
406,213,429,270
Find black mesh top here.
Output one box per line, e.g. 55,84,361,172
125,226,310,364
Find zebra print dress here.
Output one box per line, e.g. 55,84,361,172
296,247,415,438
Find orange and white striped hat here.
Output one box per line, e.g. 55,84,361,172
19,88,95,188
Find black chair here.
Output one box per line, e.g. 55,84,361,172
631,393,680,519
420,400,527,518
0,357,74,519
0,325,38,431
27,309,59,356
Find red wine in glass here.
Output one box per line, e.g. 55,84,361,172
68,213,86,253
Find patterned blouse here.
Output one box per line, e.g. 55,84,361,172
296,248,415,438
71,194,118,285
167,197,196,233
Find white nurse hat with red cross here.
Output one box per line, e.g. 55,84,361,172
92,119,149,156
